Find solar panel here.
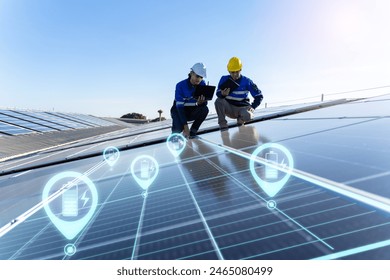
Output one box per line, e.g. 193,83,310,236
0,110,62,132
6,110,70,131
25,112,88,129
0,95,389,260
69,113,115,127
0,120,34,135
48,112,116,128
48,112,98,128
0,112,54,133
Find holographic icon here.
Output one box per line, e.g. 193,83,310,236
166,133,186,157
249,143,294,198
103,146,120,167
42,171,98,240
131,155,159,190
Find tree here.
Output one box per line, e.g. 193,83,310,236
120,112,146,119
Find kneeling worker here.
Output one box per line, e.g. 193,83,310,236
215,57,263,130
170,62,209,138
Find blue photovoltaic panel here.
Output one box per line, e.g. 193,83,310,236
48,112,98,128
0,120,34,135
0,113,53,133
0,95,389,260
26,111,87,129
7,110,70,131
71,113,115,127
0,110,59,132
52,112,115,127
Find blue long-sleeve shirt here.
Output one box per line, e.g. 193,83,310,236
173,78,207,125
216,75,263,109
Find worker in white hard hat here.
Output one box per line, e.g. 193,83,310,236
215,57,263,130
170,62,209,138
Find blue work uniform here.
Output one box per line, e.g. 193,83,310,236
216,75,263,109
170,77,209,136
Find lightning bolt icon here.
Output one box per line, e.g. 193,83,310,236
81,191,90,208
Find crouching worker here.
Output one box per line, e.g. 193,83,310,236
170,62,209,138
215,57,263,130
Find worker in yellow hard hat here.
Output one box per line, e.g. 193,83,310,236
215,57,263,130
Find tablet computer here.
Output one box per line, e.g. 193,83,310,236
220,78,240,91
193,85,216,100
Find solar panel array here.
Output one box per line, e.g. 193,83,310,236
0,109,116,136
0,96,389,260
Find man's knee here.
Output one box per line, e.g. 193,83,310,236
199,105,209,118
214,97,225,110
241,109,254,122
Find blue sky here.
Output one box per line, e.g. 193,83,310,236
1,0,389,119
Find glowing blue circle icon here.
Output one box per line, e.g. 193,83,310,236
64,243,77,256
42,171,98,240
249,143,294,198
131,155,159,190
267,200,277,210
103,146,120,167
166,133,187,157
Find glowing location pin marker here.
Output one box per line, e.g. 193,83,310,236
131,155,159,190
103,146,120,167
42,171,98,240
166,133,186,157
249,143,294,198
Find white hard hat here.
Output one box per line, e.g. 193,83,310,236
191,62,207,78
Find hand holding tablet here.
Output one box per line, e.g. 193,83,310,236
193,85,216,100
220,78,240,92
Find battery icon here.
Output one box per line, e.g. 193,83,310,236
140,160,150,179
265,151,278,180
62,184,79,217
172,136,180,150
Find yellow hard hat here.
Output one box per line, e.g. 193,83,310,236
227,57,242,72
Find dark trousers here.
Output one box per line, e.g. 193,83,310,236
170,105,209,135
